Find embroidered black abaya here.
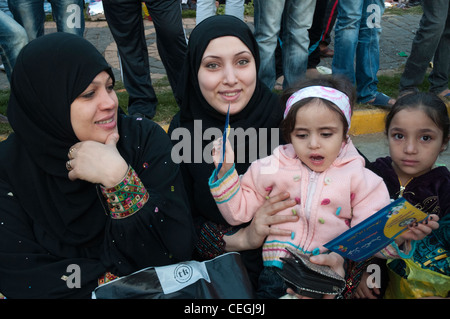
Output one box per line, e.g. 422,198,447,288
0,33,195,298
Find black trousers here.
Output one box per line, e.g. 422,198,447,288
307,0,338,69
103,0,187,118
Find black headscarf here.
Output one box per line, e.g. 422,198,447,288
176,14,281,133
3,33,115,247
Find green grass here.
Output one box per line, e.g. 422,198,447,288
384,5,423,16
0,90,12,136
377,72,429,99
114,77,178,125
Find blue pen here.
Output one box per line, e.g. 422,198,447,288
215,104,230,181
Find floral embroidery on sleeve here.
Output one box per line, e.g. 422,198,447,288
100,165,149,219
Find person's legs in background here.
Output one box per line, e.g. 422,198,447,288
253,0,284,90
254,0,316,90
399,0,450,97
224,0,244,21
103,0,187,118
50,0,85,36
279,0,315,88
146,0,187,96
333,0,393,106
355,0,385,104
429,4,450,96
8,0,45,40
307,0,329,78
0,9,28,81
332,0,362,86
103,0,158,118
319,0,338,58
195,0,216,25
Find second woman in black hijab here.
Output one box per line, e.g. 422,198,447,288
0,32,195,298
169,15,299,288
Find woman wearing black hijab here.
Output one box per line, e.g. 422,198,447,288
169,15,299,289
0,32,195,298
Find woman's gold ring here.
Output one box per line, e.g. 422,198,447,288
68,147,76,159
66,160,73,171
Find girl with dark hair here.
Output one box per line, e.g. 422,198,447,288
210,77,437,298
353,92,448,299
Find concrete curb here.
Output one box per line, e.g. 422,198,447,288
349,108,389,135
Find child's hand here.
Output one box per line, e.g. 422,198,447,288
398,214,440,242
212,137,234,179
353,271,380,299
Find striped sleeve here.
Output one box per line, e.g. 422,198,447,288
209,164,240,204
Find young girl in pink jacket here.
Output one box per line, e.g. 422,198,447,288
209,76,438,298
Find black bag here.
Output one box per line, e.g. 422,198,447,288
92,252,255,299
277,247,345,298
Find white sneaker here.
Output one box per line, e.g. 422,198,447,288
317,66,332,75
0,64,5,72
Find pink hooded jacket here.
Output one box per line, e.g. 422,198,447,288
209,140,391,267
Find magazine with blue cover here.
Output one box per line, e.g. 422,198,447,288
324,198,428,262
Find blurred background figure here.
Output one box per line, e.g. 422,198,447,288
7,0,85,40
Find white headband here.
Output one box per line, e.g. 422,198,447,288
284,86,352,130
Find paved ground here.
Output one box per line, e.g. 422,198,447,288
0,12,423,90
